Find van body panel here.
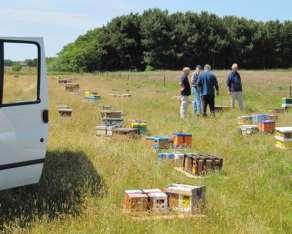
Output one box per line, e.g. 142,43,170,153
0,37,48,190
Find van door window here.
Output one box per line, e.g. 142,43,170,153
1,42,40,105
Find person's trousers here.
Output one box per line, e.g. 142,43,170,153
192,87,202,114
230,91,244,111
180,96,189,119
202,95,215,116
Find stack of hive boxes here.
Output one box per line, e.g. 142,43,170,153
96,110,124,136
145,132,192,151
275,127,292,149
182,153,223,176
130,120,147,135
57,105,73,117
123,184,206,214
238,114,276,135
282,97,292,109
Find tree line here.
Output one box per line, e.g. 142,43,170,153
50,9,292,72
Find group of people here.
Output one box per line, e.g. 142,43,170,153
179,63,244,119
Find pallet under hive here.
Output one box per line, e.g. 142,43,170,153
182,154,223,176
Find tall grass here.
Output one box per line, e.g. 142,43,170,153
0,70,291,233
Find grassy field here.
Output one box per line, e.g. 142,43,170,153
0,70,291,233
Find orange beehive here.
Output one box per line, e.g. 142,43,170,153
173,133,192,148
259,120,275,133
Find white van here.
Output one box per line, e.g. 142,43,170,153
0,37,48,190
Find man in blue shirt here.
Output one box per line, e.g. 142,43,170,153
227,63,244,111
197,64,219,117
191,65,203,115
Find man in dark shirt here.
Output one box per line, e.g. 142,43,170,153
227,63,244,111
197,64,219,117
179,67,191,119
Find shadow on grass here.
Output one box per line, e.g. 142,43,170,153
0,150,105,230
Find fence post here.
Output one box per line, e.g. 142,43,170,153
163,75,166,88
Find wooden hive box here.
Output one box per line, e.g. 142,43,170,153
145,136,173,150
164,184,206,214
124,190,148,212
259,120,276,133
101,118,124,127
271,108,287,114
238,115,253,125
58,78,73,84
130,120,147,135
96,125,116,136
282,97,292,108
183,154,223,176
58,107,72,117
275,127,292,149
65,83,80,92
252,114,270,124
173,132,192,148
112,128,139,136
100,110,123,119
147,192,168,213
99,105,112,111
239,125,258,136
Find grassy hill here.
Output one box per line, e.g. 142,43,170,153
0,70,291,233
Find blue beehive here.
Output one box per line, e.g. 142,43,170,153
252,114,270,124
145,136,172,150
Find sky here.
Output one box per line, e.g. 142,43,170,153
1,0,292,59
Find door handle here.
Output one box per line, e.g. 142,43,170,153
42,110,49,123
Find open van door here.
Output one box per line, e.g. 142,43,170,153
0,37,48,190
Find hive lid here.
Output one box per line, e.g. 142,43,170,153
261,120,275,124
275,127,292,133
125,189,143,194
240,125,258,129
128,193,148,198
173,132,192,136
142,189,162,193
148,192,167,198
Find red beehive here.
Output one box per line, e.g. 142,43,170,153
259,120,275,133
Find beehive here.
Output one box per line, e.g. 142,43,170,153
252,114,270,124
123,190,148,212
101,118,124,127
268,114,278,121
240,125,258,136
145,136,173,150
99,105,112,111
183,153,223,176
281,97,292,108
96,125,116,136
147,192,168,213
238,115,253,125
112,128,139,136
164,184,206,213
173,132,192,148
58,108,72,117
64,83,80,92
158,153,184,166
275,127,292,149
100,110,122,119
271,108,287,114
130,120,147,135
58,78,73,84
259,120,275,133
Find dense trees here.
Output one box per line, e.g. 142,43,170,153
55,9,292,72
